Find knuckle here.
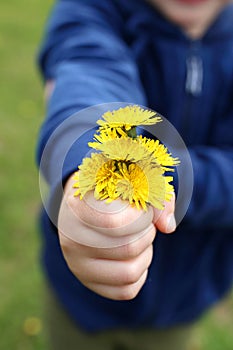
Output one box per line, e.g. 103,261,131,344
100,213,120,229
121,225,155,259
69,260,88,282
101,207,141,229
117,285,140,301
119,245,153,285
118,268,148,300
58,232,71,251
116,269,149,300
122,262,141,285
123,242,140,259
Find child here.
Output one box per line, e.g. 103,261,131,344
37,0,233,349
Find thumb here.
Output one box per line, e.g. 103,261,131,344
152,193,176,234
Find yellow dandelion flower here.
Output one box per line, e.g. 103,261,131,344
138,160,173,209
94,159,119,201
73,105,179,211
114,160,170,210
164,176,175,201
88,127,127,150
138,136,180,170
90,137,157,164
97,105,162,131
73,153,109,198
115,162,149,210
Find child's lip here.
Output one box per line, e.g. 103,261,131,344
175,0,207,4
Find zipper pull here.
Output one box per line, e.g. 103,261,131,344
185,56,203,96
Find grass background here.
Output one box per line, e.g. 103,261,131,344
0,1,232,349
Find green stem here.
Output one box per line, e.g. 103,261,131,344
126,126,137,139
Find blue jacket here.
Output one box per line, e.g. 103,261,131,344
37,0,233,331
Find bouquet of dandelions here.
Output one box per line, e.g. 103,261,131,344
73,105,179,211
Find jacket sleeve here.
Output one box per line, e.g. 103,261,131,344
36,0,146,222
185,144,233,231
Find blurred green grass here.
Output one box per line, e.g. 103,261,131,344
0,0,52,349
0,1,232,350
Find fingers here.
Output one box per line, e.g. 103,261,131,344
73,244,153,287
66,192,154,236
58,223,155,300
153,193,176,234
84,270,149,300
58,174,165,300
59,222,155,260
63,175,154,237
59,195,155,248
94,223,156,260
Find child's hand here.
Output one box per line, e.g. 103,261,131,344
58,175,176,300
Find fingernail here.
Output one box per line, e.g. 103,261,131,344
166,214,176,233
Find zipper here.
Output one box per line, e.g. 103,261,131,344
181,42,203,142
185,54,203,96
